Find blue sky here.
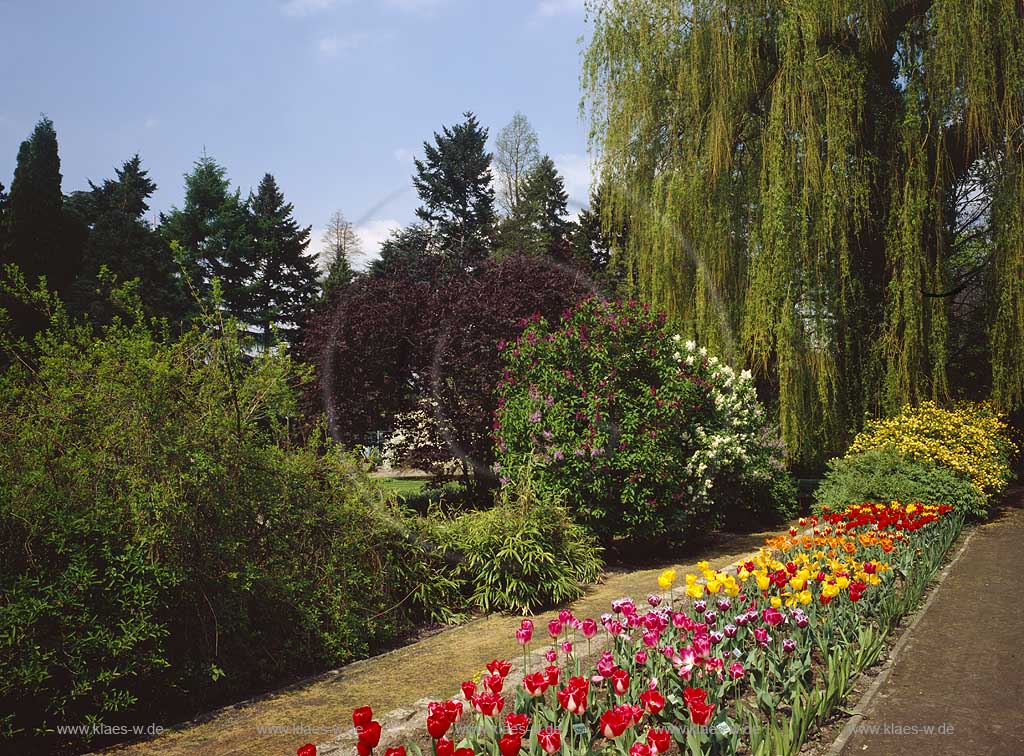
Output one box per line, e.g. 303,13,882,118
0,0,594,265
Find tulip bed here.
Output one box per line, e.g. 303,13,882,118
345,501,963,756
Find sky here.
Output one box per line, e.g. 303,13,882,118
0,0,595,267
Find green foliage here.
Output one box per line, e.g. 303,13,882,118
815,449,988,519
65,155,189,325
496,155,573,260
495,298,790,543
437,463,603,614
0,301,447,744
413,111,496,271
582,1,1024,465
248,173,318,346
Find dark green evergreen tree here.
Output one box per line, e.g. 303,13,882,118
572,183,629,289
159,155,233,298
2,117,81,292
521,155,571,258
413,112,496,271
496,155,573,260
367,224,442,282
66,155,189,324
248,174,317,347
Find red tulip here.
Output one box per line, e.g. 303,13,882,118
498,734,522,756
639,689,665,715
762,607,784,627
297,744,316,756
384,748,405,756
436,739,454,756
537,727,561,754
444,700,463,723
610,668,630,695
471,691,504,717
427,713,451,740
523,671,548,697
353,707,374,727
357,721,382,749
647,728,671,754
454,750,474,756
358,744,372,756
461,681,476,700
556,677,589,714
487,659,513,678
599,709,629,738
483,673,504,694
544,665,560,687
505,713,529,736
629,743,654,756
683,687,706,707
688,700,715,726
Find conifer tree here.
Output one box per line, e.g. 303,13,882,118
413,112,496,271
249,173,317,347
2,117,80,292
67,155,188,324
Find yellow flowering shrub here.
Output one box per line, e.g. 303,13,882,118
848,401,1017,499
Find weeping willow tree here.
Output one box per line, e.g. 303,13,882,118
582,0,1024,465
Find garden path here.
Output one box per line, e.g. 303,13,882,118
836,491,1024,755
93,527,786,756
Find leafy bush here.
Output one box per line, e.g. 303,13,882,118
494,298,791,543
305,255,593,490
847,401,1017,501
0,305,455,744
814,449,988,518
437,462,603,614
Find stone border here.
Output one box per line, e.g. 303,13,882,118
824,524,979,755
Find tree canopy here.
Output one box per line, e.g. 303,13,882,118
582,0,1024,464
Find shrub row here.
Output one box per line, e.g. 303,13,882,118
817,401,1018,517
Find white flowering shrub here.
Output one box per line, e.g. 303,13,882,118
495,299,794,544
672,337,795,529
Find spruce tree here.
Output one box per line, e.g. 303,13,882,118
67,155,189,324
413,112,496,271
521,155,571,258
496,155,572,259
159,155,233,298
249,173,317,347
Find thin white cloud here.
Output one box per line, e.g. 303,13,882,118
392,147,417,164
281,0,339,17
317,30,374,56
537,0,584,17
382,0,449,14
144,116,159,129
354,218,403,268
553,152,593,210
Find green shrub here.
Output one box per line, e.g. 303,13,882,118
814,449,987,518
438,463,603,614
0,305,455,744
494,298,791,543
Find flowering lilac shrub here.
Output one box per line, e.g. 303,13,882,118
494,298,791,543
